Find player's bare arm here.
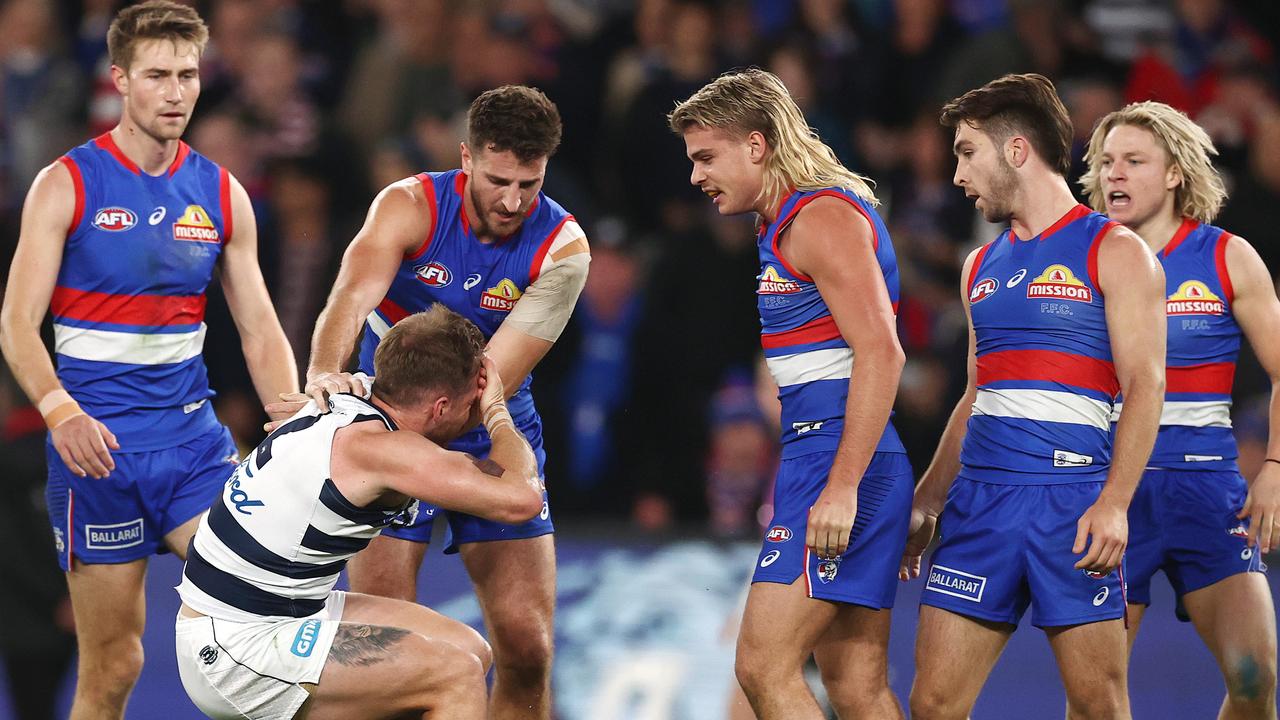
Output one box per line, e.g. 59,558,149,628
332,361,541,524
485,219,590,398
217,172,298,410
1224,234,1280,553
900,245,981,580
784,197,905,560
305,179,434,404
0,161,120,478
1078,224,1165,573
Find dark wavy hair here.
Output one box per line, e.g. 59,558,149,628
940,73,1073,178
467,85,562,163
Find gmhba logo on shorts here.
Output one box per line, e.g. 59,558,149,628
926,564,987,603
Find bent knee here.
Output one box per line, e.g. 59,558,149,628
734,644,795,696
1225,653,1278,706
490,621,553,673
78,637,144,695
909,685,971,720
1063,691,1126,720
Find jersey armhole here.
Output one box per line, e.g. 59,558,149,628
772,190,871,283
406,173,438,261
1215,230,1235,307
218,167,233,245
966,240,995,296
57,156,85,237
529,215,575,283
1086,221,1118,297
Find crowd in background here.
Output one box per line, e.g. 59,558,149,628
3,0,1280,540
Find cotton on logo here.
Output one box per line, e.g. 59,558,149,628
93,207,137,232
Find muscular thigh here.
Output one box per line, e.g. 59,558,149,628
66,559,148,648
1045,618,1128,697
1183,572,1277,686
340,591,488,662
739,578,839,666
912,604,1011,704
346,534,427,602
460,534,556,640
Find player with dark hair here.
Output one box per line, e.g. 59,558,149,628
0,2,295,718
901,74,1166,719
295,85,588,720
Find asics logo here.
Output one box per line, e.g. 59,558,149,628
760,550,781,568
149,206,167,225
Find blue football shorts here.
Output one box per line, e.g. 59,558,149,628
921,475,1127,627
1126,468,1264,618
381,413,552,553
751,451,912,608
45,423,238,570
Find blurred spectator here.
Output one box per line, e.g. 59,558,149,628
0,0,84,213
1124,0,1273,115
705,369,777,537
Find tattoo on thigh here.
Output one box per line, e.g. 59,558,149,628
328,624,410,667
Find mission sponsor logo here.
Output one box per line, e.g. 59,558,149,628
1166,280,1225,316
757,266,802,294
92,206,137,232
481,278,523,312
1026,264,1093,303
925,564,986,602
413,261,453,287
969,277,998,303
173,204,219,243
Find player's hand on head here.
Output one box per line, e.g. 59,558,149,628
1240,462,1280,554
303,372,363,410
1073,498,1128,573
900,505,938,581
807,483,857,561
479,355,506,413
51,413,119,479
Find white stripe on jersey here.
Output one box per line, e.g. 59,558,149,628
1111,400,1232,428
53,322,206,365
766,347,853,388
366,311,392,340
972,387,1113,430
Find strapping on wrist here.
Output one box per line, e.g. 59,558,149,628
38,389,84,430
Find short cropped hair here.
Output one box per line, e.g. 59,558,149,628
940,73,1073,178
467,85,562,163
108,1,210,70
372,305,486,407
1080,101,1227,223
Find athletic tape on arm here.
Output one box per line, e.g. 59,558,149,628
506,252,590,341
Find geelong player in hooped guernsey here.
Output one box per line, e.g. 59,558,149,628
672,70,911,720
1081,101,1279,717
292,86,587,719
902,75,1166,720
0,3,296,719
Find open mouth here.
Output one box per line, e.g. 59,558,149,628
1107,191,1131,209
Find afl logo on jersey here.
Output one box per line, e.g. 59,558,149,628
1026,264,1093,303
413,262,453,287
173,205,220,243
92,207,137,232
758,266,802,294
969,277,998,304
481,278,523,312
1166,280,1225,315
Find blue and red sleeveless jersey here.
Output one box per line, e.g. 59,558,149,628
357,169,574,449
962,204,1120,483
51,133,229,451
1112,218,1240,471
757,187,905,459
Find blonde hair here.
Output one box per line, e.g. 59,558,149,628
1080,101,1227,223
668,68,877,209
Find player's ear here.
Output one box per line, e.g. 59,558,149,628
111,64,129,95
747,131,768,164
460,142,472,174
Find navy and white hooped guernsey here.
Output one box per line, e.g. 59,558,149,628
357,169,574,448
962,204,1120,482
756,187,905,459
1112,217,1241,471
52,133,229,451
177,394,416,622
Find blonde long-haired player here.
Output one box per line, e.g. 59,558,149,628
670,69,912,720
1080,100,1279,718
